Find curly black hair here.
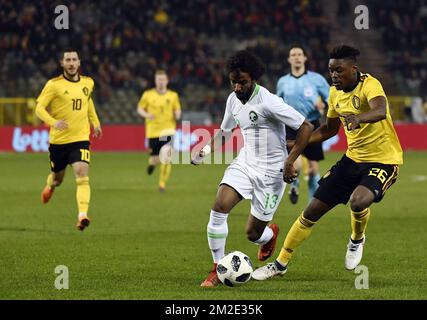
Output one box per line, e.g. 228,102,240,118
329,45,360,61
226,50,266,80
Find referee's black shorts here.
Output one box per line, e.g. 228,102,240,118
286,119,324,161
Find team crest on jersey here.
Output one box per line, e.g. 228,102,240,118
82,87,89,96
352,96,361,110
249,111,258,124
304,87,314,97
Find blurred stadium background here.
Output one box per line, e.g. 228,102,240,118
0,0,426,130
1,0,427,300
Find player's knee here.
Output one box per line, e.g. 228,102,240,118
308,164,319,177
74,168,88,178
212,201,230,214
308,170,317,177
349,195,370,212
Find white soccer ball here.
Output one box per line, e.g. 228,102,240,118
216,251,253,287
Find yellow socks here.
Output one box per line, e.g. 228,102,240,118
351,208,370,241
76,176,90,215
277,212,316,266
159,163,172,189
46,173,55,188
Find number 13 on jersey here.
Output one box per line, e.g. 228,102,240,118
264,193,279,209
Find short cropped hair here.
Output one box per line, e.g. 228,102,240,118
226,50,266,80
289,44,307,56
61,49,80,60
329,45,360,61
155,70,167,76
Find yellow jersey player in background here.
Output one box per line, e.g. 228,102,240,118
35,49,102,231
137,70,181,192
253,45,403,280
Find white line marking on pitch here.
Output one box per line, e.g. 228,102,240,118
412,175,427,182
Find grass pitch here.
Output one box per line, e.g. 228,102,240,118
0,151,426,299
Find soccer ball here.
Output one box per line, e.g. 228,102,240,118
216,251,253,287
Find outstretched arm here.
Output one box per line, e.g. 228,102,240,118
191,130,233,165
309,116,341,144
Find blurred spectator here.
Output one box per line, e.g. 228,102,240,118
0,0,331,124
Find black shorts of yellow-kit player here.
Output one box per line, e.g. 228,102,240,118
286,119,324,161
314,155,399,208
48,141,91,173
148,135,172,156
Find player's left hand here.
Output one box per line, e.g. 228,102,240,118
283,161,298,183
339,113,361,131
93,126,103,138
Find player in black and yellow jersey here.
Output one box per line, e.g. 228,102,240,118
252,45,404,280
137,70,181,192
35,50,102,231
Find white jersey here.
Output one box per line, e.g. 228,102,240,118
220,84,305,175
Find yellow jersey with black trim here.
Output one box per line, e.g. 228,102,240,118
138,89,181,138
327,73,403,164
35,74,100,144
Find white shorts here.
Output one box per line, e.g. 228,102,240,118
220,163,286,222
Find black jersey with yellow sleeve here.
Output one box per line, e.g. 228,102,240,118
327,73,403,165
35,75,100,144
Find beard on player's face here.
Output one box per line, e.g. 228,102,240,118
64,67,78,77
230,71,255,102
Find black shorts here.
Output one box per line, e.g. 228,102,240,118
314,154,399,208
148,135,172,156
49,141,91,173
286,119,324,161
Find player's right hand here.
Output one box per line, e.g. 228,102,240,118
146,113,155,120
283,160,298,183
191,150,205,165
93,126,103,138
54,120,68,130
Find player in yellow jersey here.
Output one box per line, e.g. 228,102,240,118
137,70,181,192
252,45,403,280
35,50,102,231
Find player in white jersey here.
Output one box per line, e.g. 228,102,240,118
191,51,313,287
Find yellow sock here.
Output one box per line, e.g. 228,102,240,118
351,208,370,241
46,173,54,188
277,212,316,266
159,163,172,188
302,156,309,178
76,176,90,215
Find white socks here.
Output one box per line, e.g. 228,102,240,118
207,210,229,263
253,225,273,245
